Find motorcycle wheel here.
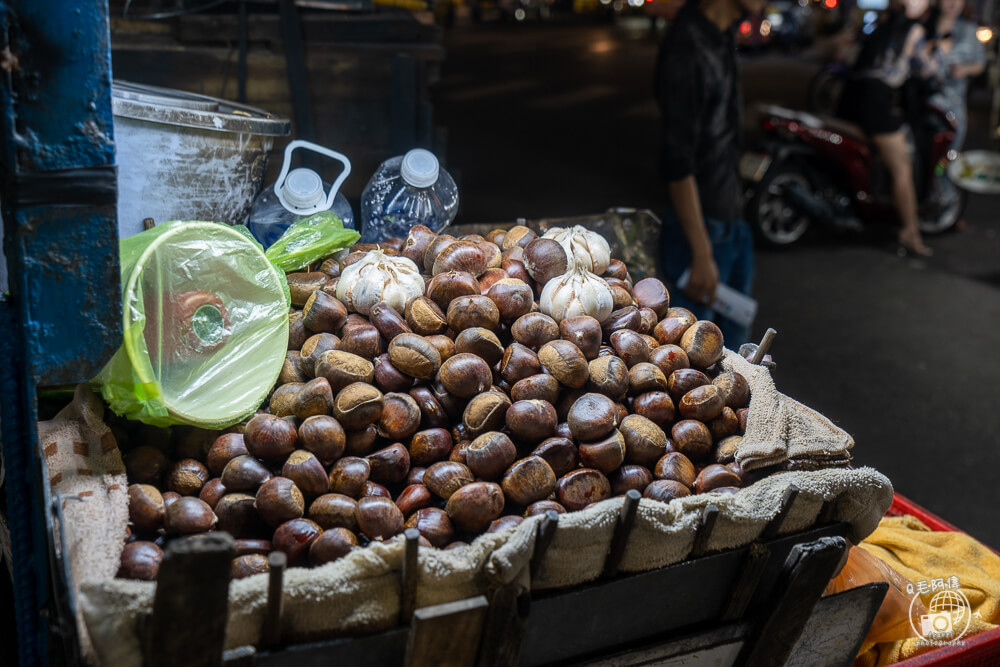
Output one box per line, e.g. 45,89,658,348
806,67,845,117
747,164,812,247
918,172,966,235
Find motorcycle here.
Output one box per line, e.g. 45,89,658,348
740,101,965,246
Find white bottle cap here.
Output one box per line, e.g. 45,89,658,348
279,168,325,210
400,149,440,188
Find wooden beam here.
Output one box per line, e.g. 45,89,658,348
603,489,640,578
404,596,489,667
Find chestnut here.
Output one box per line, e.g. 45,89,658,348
678,384,726,422
628,363,668,395
124,445,169,485
280,351,309,385
405,507,455,548
298,415,346,466
388,334,442,380
486,279,534,322
366,443,411,485
423,461,475,499
376,392,421,441
288,311,308,350
426,335,456,363
567,392,617,441
450,440,472,464
667,368,712,402
303,290,348,334
638,308,659,336
282,450,330,498
269,384,302,418
501,455,557,506
314,350,375,394
293,377,335,420
466,432,518,480
405,296,448,336
328,457,371,498
199,478,227,509
653,307,697,345
396,484,433,517
715,435,742,464
587,356,630,401
695,464,743,494
631,391,676,428
162,491,181,508
244,413,298,461
407,467,427,485
339,324,385,361
511,374,560,404
531,437,579,478
538,340,589,389
610,330,650,368
424,234,457,272
609,284,634,310
300,333,341,377
446,482,505,533
167,458,209,496
215,493,265,538
446,295,500,332
363,481,392,499
308,493,359,531
164,496,216,535
505,399,558,444
479,241,503,270
369,301,412,342
487,229,507,246
649,344,690,378
206,433,249,477
578,430,626,474
510,312,560,349
231,554,270,579
118,541,163,580
234,539,273,556
502,225,537,250
737,407,749,434
128,484,166,532
273,518,323,564
671,420,713,460
406,429,449,466
410,386,450,430
402,225,437,265
713,371,751,410
488,515,525,534
609,465,655,496
500,343,543,385
560,316,603,360
433,239,489,277
478,267,508,293
708,408,740,441
438,353,493,398
680,320,725,369
602,306,642,337
556,469,611,512
310,527,359,565
426,270,480,311
333,382,384,429
654,452,696,488
525,500,567,517
256,477,306,527
620,414,668,466
357,496,405,540
632,278,670,317
287,272,329,307
455,327,505,366
522,238,567,285
643,480,691,502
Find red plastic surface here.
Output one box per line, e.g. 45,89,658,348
879,493,1000,667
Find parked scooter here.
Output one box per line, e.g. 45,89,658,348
741,102,965,246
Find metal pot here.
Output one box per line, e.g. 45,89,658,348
112,81,290,239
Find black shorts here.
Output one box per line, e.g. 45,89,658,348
836,78,904,136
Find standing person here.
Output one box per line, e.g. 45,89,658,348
835,0,935,256
926,0,987,150
654,0,764,349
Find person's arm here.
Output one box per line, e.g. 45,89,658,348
950,24,987,78
668,176,718,303
655,48,718,303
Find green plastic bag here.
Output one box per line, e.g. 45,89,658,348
264,212,360,273
96,221,290,429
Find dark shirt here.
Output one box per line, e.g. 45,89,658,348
655,2,743,223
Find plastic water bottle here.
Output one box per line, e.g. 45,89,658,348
360,148,458,243
247,140,354,249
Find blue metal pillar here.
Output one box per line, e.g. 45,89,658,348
0,1,121,665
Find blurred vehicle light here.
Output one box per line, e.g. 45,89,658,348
977,27,993,43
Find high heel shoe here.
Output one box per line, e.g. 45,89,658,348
898,234,933,257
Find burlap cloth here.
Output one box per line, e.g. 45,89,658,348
36,351,889,666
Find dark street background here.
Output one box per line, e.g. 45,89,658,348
435,14,1000,547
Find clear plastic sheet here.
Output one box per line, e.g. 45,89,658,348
96,221,289,429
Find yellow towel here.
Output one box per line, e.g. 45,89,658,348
854,515,1000,666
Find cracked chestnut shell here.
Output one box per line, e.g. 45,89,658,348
446,482,505,533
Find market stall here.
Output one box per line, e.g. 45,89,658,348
3,2,1000,667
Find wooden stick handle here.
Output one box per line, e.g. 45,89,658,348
262,551,286,649
401,528,420,624
751,328,777,365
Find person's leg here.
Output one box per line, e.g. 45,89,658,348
872,131,931,256
660,207,714,321
714,220,755,349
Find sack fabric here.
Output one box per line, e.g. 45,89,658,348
36,351,888,666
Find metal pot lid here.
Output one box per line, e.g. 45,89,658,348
112,80,290,137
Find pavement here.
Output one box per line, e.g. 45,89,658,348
436,14,1000,547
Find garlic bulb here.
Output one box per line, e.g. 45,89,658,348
336,250,424,316
542,225,611,275
539,262,614,323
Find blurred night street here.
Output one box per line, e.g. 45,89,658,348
436,14,1000,546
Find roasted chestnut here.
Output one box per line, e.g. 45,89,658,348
620,414,668,466
609,465,654,496
328,457,371,498
244,413,298,461
500,342,543,385
199,478,227,509
587,356,630,401
395,483,433,517
556,469,611,512
231,554,271,579
164,496,216,535
388,334,443,380
653,307,697,345
654,452,696,488
298,415,346,466
314,350,375,394
366,443,411,485
632,278,670,318
447,295,500,332
680,320,725,369
357,496,405,540
446,481,505,532
631,391,676,428
308,493,359,531
667,368,712,402
128,484,166,532
649,344,690,378
333,382,384,429
405,507,455,548
118,541,164,580
567,392,617,441
166,459,209,496
643,480,691,502
462,391,511,438
425,270,480,311
486,279,535,322
695,464,743,494
678,384,726,422
309,527,359,565
405,296,449,336
628,363,668,395
610,330,650,368
578,430,626,474
124,445,170,485
206,433,249,477
525,500,567,517
273,518,323,564
438,353,493,398
510,312,560,349
505,399,558,444
522,238,568,285
671,419,714,460
454,327,505,366
713,371,751,410
531,437,579,477
559,316,603,360
423,461,475,499
466,432,518,480
501,455,558,506
510,374,560,404
302,290,348,334
538,340,589,388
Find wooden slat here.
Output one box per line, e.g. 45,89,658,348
603,489,640,578
761,485,800,540
691,503,720,558
263,551,287,649
404,596,489,667
401,528,420,624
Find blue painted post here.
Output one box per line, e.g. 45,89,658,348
0,1,121,665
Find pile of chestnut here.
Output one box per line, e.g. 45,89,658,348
116,224,762,583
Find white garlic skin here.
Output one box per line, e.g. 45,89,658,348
539,264,614,323
542,225,611,276
336,250,425,316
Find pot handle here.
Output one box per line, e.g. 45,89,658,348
274,140,352,217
